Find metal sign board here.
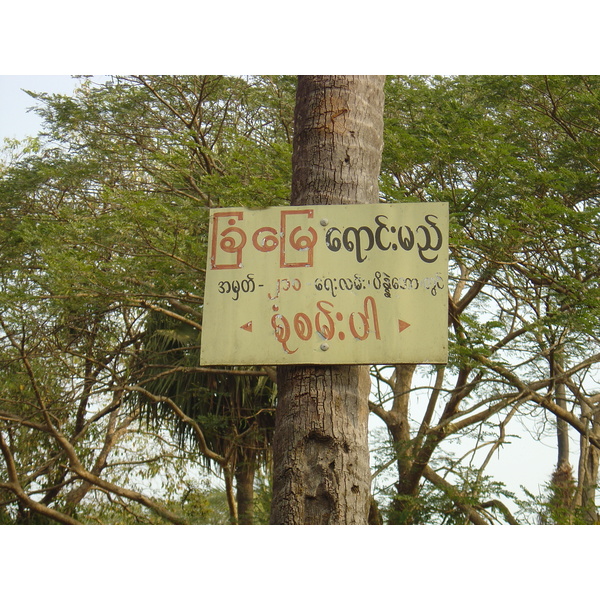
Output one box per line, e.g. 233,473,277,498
200,203,448,365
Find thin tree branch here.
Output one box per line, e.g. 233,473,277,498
422,465,489,525
0,432,82,525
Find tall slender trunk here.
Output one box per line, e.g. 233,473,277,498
577,395,599,523
223,466,238,524
553,347,570,468
387,364,418,524
548,346,576,522
270,75,385,525
235,449,256,525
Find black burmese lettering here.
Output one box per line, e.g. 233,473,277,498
324,213,442,264
416,215,443,263
342,226,375,263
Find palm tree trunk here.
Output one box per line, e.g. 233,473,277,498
270,75,385,524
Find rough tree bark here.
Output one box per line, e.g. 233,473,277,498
552,346,571,469
548,345,576,522
235,449,256,525
578,394,600,523
269,75,385,525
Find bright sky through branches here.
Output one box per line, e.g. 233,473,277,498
0,76,79,141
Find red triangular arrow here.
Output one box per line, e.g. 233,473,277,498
240,321,253,332
398,320,411,333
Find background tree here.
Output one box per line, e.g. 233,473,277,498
370,75,600,524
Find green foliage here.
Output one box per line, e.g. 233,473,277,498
517,463,598,525
383,465,517,525
383,75,600,383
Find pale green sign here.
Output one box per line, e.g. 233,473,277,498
200,203,448,365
